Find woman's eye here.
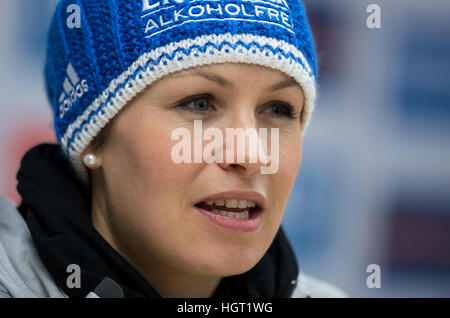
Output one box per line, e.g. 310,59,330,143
262,101,297,119
176,94,215,113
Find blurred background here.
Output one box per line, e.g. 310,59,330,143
0,0,449,297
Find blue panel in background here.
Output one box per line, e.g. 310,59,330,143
14,0,59,61
396,25,450,126
282,144,344,263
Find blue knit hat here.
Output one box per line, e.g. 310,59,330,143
45,0,317,184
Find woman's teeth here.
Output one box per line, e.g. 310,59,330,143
200,199,257,219
205,199,256,208
211,209,250,220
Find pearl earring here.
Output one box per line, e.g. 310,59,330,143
83,153,98,168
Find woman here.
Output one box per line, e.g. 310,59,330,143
0,0,346,298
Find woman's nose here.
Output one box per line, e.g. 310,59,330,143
215,110,270,177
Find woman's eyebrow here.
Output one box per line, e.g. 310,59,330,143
175,70,298,92
268,78,299,92
192,71,234,90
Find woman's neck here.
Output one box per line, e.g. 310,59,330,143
141,265,222,298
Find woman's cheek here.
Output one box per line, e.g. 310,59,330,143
278,132,302,173
120,116,183,174
272,136,302,207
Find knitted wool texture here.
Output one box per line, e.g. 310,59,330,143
45,0,317,184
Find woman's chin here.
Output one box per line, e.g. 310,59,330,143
186,249,265,278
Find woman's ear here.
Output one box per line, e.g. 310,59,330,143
81,148,103,170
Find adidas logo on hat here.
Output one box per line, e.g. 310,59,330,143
58,63,89,119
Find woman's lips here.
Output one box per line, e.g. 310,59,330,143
194,203,263,232
196,190,267,211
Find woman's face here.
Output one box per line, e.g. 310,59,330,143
90,63,304,289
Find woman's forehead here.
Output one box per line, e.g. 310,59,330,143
164,62,295,84
146,63,303,102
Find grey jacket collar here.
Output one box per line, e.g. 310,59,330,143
0,196,66,298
